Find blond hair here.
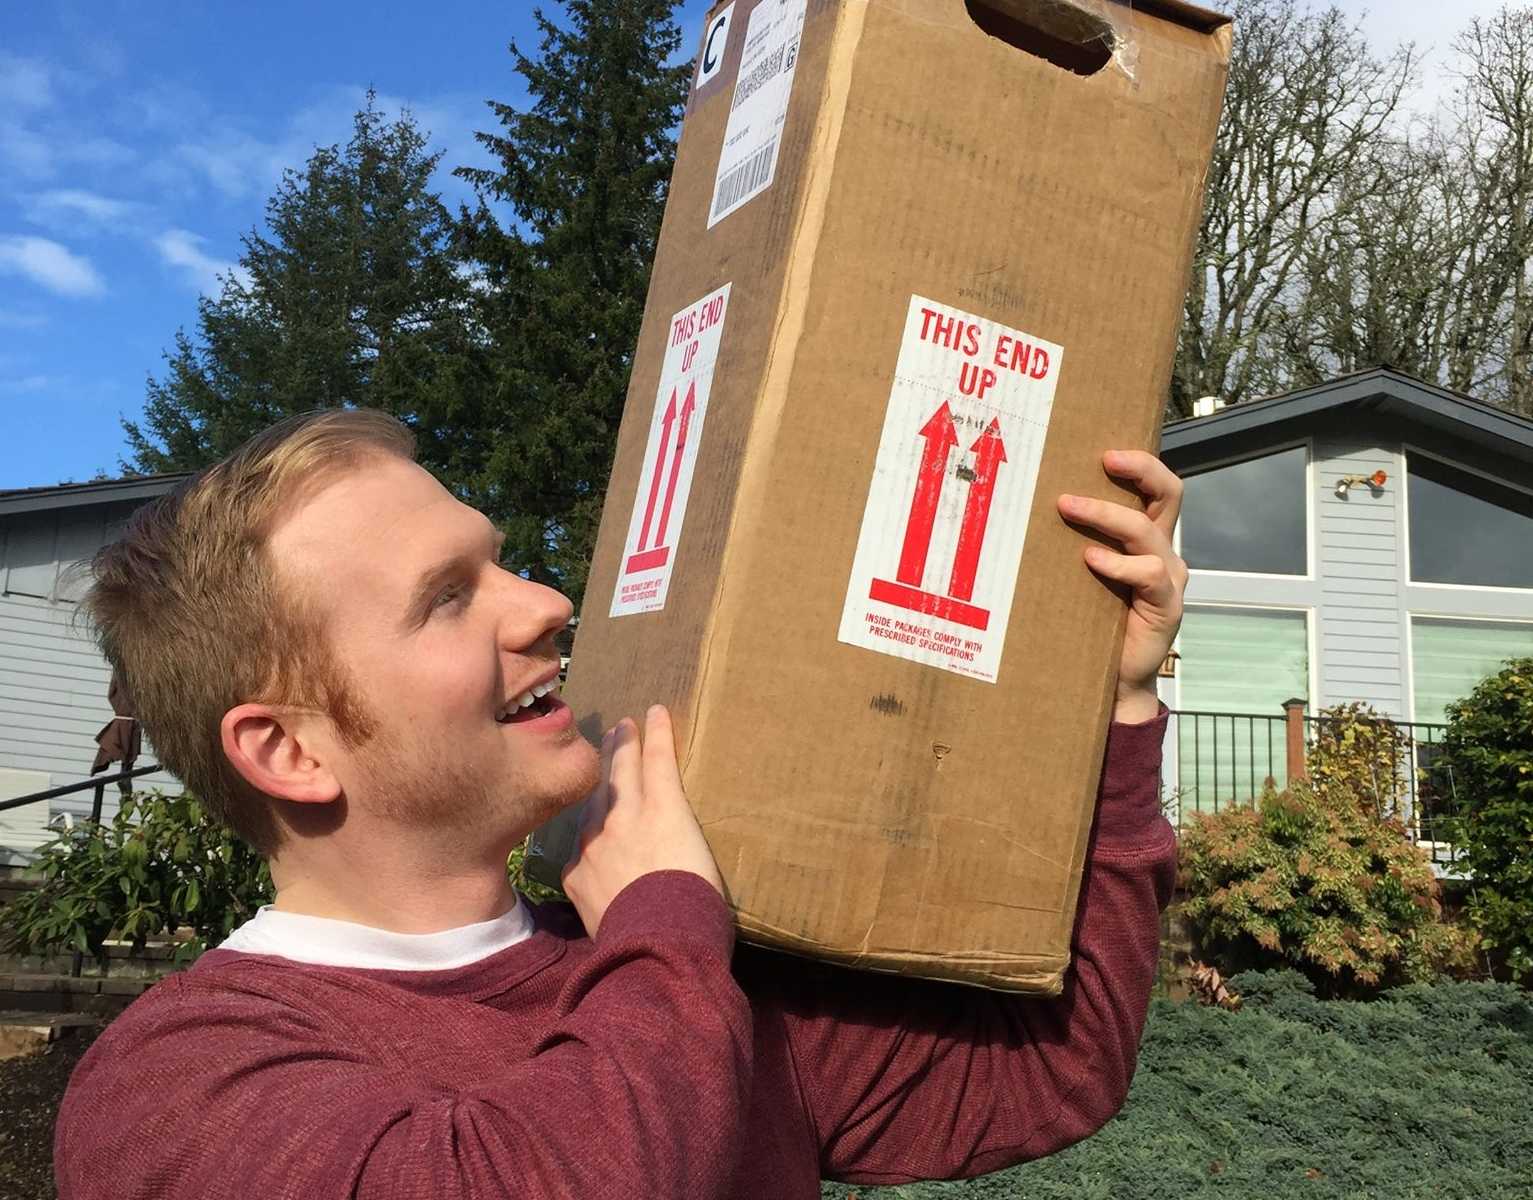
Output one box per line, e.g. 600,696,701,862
85,410,416,854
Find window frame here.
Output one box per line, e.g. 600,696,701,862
1401,442,1533,595
1174,439,1315,583
1405,612,1533,726
1172,600,1317,716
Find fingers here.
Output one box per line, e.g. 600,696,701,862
642,705,684,798
575,721,625,852
1101,450,1185,538
1083,546,1184,608
1058,492,1172,558
606,718,642,808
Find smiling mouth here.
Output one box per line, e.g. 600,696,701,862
495,679,561,725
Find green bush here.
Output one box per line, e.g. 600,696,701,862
1437,657,1533,981
0,791,271,966
1177,706,1476,995
821,972,1533,1199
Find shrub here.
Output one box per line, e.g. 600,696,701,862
1436,657,1533,981
0,791,271,966
1177,706,1477,996
1306,700,1413,821
820,973,1533,1199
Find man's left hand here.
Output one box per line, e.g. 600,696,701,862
1057,450,1188,725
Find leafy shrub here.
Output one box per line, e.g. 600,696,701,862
508,838,565,905
1306,700,1413,821
1436,657,1533,981
0,791,271,965
1177,706,1477,995
821,973,1533,1199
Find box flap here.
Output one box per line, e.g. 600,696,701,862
1133,0,1231,33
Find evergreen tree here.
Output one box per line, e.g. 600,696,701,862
126,94,483,472
456,0,689,604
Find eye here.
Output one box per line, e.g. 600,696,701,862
431,584,466,613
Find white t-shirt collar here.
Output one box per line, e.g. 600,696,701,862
217,899,536,971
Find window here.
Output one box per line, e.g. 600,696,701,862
1407,452,1533,589
1181,446,1307,576
1411,618,1533,728
1176,607,1309,813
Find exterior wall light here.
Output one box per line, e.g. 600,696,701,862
1334,469,1389,499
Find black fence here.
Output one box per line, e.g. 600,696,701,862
1166,709,1461,872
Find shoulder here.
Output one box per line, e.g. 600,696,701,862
64,953,371,1109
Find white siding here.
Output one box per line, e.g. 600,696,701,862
0,506,180,862
1312,436,1407,718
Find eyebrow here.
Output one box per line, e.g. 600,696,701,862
402,521,506,627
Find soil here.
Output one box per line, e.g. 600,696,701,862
0,1027,98,1200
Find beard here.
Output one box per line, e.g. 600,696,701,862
351,715,598,858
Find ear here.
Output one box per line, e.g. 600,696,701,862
220,703,342,806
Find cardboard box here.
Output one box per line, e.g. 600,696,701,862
530,0,1231,993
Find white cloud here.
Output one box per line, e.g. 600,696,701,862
0,235,105,298
0,308,48,330
153,228,248,295
0,374,52,395
1332,0,1514,118
23,188,141,232
0,119,57,181
0,53,54,112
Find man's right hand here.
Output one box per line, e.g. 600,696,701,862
560,705,725,937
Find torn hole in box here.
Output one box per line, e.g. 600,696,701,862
964,0,1139,81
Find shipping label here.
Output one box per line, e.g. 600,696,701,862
837,296,1064,683
696,3,735,90
708,0,806,228
610,283,733,619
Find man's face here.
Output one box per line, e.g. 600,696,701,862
267,454,599,854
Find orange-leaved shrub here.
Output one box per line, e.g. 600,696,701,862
1178,705,1479,996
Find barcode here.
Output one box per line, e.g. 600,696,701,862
732,44,785,112
713,142,777,217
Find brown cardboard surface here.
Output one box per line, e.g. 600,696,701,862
531,0,1230,993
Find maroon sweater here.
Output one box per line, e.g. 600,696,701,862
56,713,1174,1199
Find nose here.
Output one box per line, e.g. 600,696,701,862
493,568,573,654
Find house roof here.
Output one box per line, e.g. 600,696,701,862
0,474,189,518
1160,368,1533,470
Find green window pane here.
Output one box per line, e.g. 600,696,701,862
1411,619,1533,728
1182,446,1308,575
1177,608,1309,813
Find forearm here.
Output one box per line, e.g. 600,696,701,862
790,711,1175,1185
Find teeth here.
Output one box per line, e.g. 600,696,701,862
497,681,559,723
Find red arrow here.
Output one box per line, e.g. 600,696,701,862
949,418,1007,602
654,380,697,549
896,403,959,588
636,388,678,552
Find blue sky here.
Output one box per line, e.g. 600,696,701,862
0,0,713,488
0,0,1493,490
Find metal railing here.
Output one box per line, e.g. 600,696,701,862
0,764,163,822
1166,707,1461,872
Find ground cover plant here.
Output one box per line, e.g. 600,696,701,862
820,971,1533,1199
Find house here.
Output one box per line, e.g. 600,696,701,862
1156,368,1533,824
0,476,186,863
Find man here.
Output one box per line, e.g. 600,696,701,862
56,409,1187,1198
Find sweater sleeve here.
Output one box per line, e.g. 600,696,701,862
54,871,752,1200
760,709,1176,1186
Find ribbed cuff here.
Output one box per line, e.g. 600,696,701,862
596,870,736,959
1093,706,1171,850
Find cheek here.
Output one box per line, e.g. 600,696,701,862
356,631,497,721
